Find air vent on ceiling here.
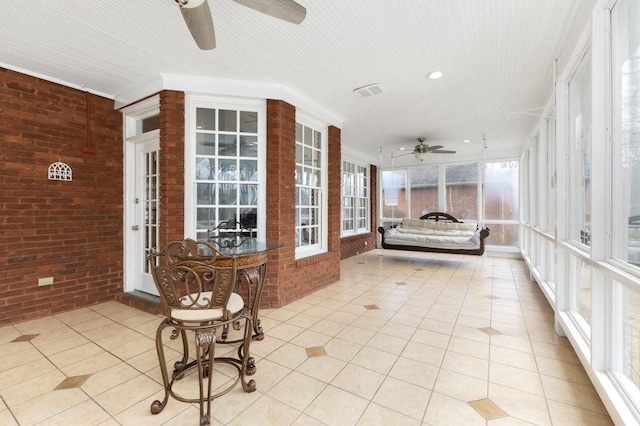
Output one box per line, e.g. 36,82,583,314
353,83,384,98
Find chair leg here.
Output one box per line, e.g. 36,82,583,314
151,319,171,415
239,315,257,392
196,329,216,426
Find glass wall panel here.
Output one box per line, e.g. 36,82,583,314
445,163,478,219
568,52,592,247
485,224,519,246
409,165,439,217
622,283,640,389
570,256,592,338
484,161,519,221
381,169,407,221
612,0,640,268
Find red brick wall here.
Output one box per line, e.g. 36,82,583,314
340,164,378,258
0,68,123,325
264,100,341,307
159,91,185,245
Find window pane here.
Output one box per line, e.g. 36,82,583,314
568,52,592,246
240,111,257,133
219,110,237,132
295,122,324,251
239,135,258,157
381,170,407,219
409,165,439,217
446,163,478,219
196,108,216,130
484,161,519,220
483,223,518,246
622,283,640,388
612,0,640,268
196,133,216,156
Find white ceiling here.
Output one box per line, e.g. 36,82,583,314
0,0,583,166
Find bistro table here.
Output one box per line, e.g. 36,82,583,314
208,236,282,344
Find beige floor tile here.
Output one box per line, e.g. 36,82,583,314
546,398,614,425
291,414,326,426
389,356,439,389
531,339,581,364
37,398,111,426
441,350,489,380
228,394,301,426
61,350,125,377
535,354,591,385
410,328,450,349
401,341,445,367
357,402,421,426
433,368,488,401
252,358,291,391
336,325,376,345
323,336,364,362
423,392,486,426
0,357,57,390
209,386,263,424
297,354,347,383
265,342,309,370
351,346,399,374
268,322,307,341
453,323,491,343
285,312,322,329
308,318,348,337
94,375,162,416
447,336,490,360
113,389,195,426
290,329,332,347
248,335,287,358
372,376,431,420
490,345,538,372
81,361,142,397
304,385,369,426
540,374,608,414
365,332,408,355
2,369,66,407
490,333,533,353
488,383,551,426
268,371,326,411
377,321,417,340
489,362,543,396
13,388,89,425
331,363,386,399
47,342,105,369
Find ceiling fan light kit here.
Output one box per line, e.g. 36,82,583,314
175,0,306,50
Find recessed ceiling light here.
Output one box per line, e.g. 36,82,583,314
427,71,443,80
463,139,472,143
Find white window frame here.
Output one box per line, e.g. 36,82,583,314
341,157,370,236
184,94,267,241
295,112,328,259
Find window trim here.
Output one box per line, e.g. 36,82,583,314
295,112,328,259
341,157,370,237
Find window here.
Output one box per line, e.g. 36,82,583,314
611,0,640,269
483,161,519,246
342,160,369,235
568,51,592,247
445,163,478,219
191,105,261,240
409,165,439,217
295,120,326,257
381,169,407,226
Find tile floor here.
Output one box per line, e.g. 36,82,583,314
0,250,615,425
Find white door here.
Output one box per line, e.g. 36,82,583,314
126,135,160,296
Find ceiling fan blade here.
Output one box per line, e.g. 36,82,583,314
232,0,307,24
179,0,216,50
431,150,457,154
426,145,444,152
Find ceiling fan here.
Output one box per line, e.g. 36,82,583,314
175,0,307,50
396,137,456,161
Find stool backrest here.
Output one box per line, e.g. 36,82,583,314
148,239,237,312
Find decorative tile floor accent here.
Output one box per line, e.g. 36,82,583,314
395,281,407,286
478,327,503,336
54,374,92,390
11,333,39,342
468,398,508,420
0,250,614,425
305,346,327,357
